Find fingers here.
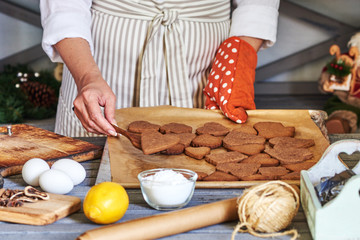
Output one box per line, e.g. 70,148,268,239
73,103,104,135
103,93,117,126
204,94,219,110
221,103,248,124
73,89,117,136
86,99,117,136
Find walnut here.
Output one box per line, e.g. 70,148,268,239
0,199,9,207
1,189,21,199
6,200,23,207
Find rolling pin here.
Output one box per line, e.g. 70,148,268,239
77,197,238,240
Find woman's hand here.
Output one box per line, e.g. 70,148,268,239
73,71,117,136
55,38,117,136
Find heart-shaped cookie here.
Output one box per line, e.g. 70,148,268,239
141,131,180,155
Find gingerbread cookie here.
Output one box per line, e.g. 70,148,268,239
258,166,289,178
167,132,196,147
264,145,313,164
241,153,279,167
161,143,185,155
269,136,315,148
253,121,295,139
217,162,261,180
241,174,276,181
159,122,193,134
191,134,222,149
282,161,316,172
222,131,266,155
184,146,211,160
203,171,239,181
196,122,230,136
128,121,160,133
205,151,247,166
223,131,266,145
225,144,265,156
141,131,180,155
232,125,257,135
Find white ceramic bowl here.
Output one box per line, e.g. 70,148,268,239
138,168,197,210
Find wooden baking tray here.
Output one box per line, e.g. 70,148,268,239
108,106,330,188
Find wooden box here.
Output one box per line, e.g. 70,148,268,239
300,139,360,240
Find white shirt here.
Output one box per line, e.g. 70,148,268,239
40,0,279,63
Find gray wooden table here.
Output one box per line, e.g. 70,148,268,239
0,134,358,240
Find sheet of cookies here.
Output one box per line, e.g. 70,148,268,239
108,106,330,188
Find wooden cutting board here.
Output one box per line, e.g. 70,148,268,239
108,106,330,188
0,193,81,225
0,124,103,177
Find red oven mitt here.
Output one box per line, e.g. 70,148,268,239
204,36,257,123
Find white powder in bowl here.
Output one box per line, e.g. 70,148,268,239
141,169,195,207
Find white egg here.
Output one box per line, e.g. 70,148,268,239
39,169,74,194
22,158,50,186
51,159,86,185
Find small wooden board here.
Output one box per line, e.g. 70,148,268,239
0,124,103,177
0,193,81,225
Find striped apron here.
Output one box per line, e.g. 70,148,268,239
55,0,230,137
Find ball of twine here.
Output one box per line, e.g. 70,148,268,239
231,181,300,240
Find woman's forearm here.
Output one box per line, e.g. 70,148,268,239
54,38,103,89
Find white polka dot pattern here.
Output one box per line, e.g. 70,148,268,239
203,36,256,123
204,36,241,122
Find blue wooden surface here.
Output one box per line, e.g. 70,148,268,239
2,170,311,240
0,140,312,240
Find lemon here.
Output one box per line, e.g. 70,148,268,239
83,182,129,224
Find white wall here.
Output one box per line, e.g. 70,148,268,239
0,13,42,59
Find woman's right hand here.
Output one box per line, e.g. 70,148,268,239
73,71,118,136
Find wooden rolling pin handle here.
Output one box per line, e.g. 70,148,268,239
77,197,238,240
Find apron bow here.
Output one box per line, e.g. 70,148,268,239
139,8,193,107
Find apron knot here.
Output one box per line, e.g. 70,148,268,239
161,9,178,26
139,6,193,107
